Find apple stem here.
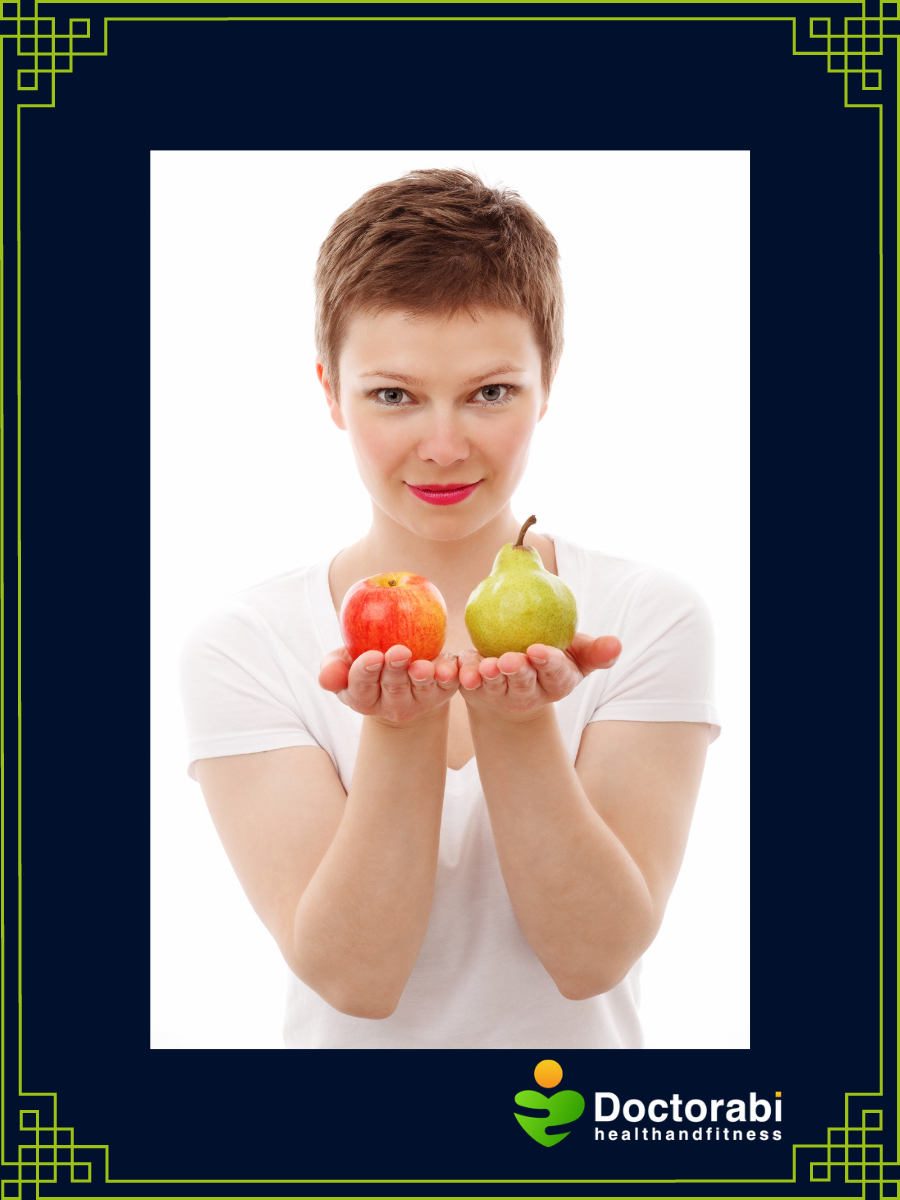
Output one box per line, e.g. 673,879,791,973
515,514,537,549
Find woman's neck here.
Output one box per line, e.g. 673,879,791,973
328,504,557,619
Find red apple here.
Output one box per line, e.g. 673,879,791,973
340,572,448,662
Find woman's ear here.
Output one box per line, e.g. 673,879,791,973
317,360,346,431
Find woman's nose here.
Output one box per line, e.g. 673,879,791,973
416,410,470,467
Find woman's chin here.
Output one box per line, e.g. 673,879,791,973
372,493,501,542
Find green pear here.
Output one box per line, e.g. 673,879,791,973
465,515,578,657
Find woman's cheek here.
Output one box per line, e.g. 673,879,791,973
487,420,536,478
349,418,407,474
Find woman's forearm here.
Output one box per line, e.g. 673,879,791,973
469,706,655,999
292,708,449,1019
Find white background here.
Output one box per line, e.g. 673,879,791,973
151,150,749,1050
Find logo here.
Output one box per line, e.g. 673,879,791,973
515,1059,585,1147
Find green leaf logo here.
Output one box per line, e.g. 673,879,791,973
514,1060,585,1146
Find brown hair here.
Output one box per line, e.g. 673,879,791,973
314,168,564,395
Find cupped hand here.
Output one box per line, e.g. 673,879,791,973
457,633,622,721
318,644,460,726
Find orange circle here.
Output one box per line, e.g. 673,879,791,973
534,1059,563,1089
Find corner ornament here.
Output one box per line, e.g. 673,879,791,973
2,0,104,108
797,0,898,108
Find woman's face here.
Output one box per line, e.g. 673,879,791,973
319,307,548,541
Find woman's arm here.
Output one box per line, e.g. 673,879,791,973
196,646,457,1020
460,641,708,999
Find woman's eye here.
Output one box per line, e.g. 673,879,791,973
477,384,510,404
376,388,409,406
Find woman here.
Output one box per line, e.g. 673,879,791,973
180,168,720,1049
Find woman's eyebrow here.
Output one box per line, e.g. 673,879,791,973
357,365,526,386
463,365,526,385
358,370,424,386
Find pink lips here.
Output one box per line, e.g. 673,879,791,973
406,481,482,506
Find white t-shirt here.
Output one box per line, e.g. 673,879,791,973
180,533,721,1050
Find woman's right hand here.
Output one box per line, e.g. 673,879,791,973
318,645,460,726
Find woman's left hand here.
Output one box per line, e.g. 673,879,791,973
457,633,622,722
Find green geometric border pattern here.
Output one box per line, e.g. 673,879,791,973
4,1099,900,1197
3,0,900,106
807,1100,895,1195
2,4,895,1200
13,1108,92,1190
6,2,97,102
802,0,898,102
5,1100,900,1196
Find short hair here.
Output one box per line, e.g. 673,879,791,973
314,168,564,395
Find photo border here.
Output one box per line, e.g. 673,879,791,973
2,5,895,1197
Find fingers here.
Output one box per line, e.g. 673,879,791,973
405,650,459,710
460,651,537,698
524,644,574,689
318,646,353,693
380,645,414,696
495,652,534,695
323,637,621,703
566,633,622,675
460,649,554,696
322,642,459,721
432,651,461,689
356,644,460,705
407,656,459,699
408,658,434,683
349,649,389,699
457,649,485,691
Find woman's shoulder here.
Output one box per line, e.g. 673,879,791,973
235,558,327,614
182,555,337,666
548,531,675,593
549,533,648,577
547,532,711,630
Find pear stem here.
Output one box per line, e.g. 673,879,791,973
514,514,537,549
